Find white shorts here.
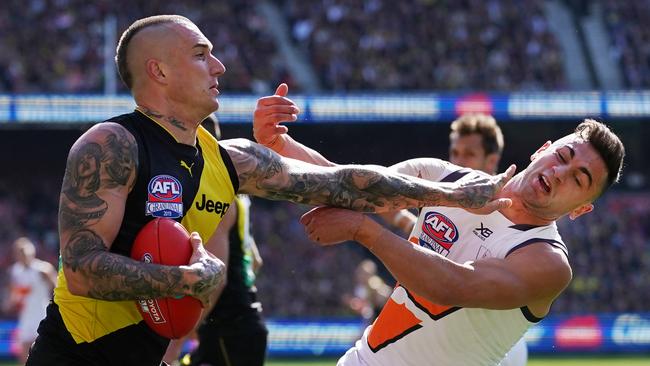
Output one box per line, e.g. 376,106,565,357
337,343,371,366
16,309,45,343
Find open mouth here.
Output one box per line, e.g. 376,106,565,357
538,174,551,193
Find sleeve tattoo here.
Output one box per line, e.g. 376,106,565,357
229,140,462,212
59,124,188,300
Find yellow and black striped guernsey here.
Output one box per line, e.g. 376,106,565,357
49,110,238,357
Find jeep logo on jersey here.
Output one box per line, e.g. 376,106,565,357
146,175,184,218
195,194,230,217
420,211,459,252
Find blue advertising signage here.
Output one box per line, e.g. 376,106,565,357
1,91,649,124
0,314,648,359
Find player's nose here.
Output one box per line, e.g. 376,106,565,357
210,55,226,76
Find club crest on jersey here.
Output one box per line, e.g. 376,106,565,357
145,175,184,218
419,211,459,256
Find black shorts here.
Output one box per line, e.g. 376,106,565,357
188,313,268,366
26,302,170,366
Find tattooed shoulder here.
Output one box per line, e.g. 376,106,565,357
59,123,138,231
75,123,138,187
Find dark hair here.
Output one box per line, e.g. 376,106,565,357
450,114,504,156
115,15,191,89
575,119,625,192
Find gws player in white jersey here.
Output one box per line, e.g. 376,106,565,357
253,86,625,366
4,238,57,364
382,114,527,366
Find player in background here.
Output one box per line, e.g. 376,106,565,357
343,259,392,325
163,116,268,366
253,86,624,365
3,237,57,364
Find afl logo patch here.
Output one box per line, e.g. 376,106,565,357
148,175,182,200
419,211,459,255
146,175,184,218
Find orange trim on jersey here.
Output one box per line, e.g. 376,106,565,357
368,236,462,352
367,297,422,352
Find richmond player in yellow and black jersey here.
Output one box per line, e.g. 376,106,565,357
31,110,237,365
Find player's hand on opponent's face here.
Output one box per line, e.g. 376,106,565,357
300,207,364,245
253,83,300,147
187,232,225,308
454,164,516,215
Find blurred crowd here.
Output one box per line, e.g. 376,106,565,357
5,0,650,93
601,0,650,88
0,0,569,94
281,0,566,91
1,183,649,318
0,0,285,94
552,193,650,313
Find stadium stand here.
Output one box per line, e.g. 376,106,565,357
0,0,285,94
280,0,566,91
0,0,572,93
600,0,650,88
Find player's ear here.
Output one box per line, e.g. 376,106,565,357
146,59,168,85
568,203,593,220
530,141,552,161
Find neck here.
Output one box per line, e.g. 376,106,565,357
135,102,202,146
497,175,556,227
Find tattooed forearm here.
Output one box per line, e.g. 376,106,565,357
232,140,503,212
232,141,448,212
62,230,187,300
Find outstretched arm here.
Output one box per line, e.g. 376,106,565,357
252,84,503,221
301,207,572,316
59,123,223,306
221,138,514,213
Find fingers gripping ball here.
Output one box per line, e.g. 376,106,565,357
130,218,202,339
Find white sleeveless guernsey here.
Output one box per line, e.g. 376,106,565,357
340,158,567,366
10,260,52,342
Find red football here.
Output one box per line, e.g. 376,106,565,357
130,218,202,339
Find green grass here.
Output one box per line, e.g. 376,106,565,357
1,355,648,366
527,356,650,366
264,356,650,366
